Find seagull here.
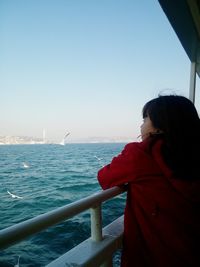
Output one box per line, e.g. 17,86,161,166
94,155,103,161
7,190,23,199
60,132,70,145
22,162,29,168
94,156,104,167
64,132,70,139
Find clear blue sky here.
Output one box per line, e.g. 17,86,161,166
0,0,197,142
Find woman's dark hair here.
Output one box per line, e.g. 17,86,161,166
142,95,200,180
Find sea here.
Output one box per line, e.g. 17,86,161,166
0,143,127,267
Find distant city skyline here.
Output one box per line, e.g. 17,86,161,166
0,133,133,144
0,0,199,143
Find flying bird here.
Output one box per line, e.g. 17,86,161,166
22,162,30,168
7,190,23,199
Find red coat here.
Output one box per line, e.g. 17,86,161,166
98,139,200,267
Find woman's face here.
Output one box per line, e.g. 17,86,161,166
140,116,157,140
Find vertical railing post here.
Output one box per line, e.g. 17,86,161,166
189,61,196,103
91,205,103,242
90,205,113,267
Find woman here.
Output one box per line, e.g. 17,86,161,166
98,95,200,267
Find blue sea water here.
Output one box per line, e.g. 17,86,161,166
0,143,126,267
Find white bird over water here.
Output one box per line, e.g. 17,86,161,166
94,155,103,161
14,255,20,267
94,156,104,167
7,190,23,199
60,132,70,145
64,132,70,139
22,162,30,168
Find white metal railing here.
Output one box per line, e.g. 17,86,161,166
47,215,124,267
0,186,127,266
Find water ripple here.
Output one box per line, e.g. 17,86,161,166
0,143,125,266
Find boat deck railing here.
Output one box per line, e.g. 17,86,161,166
0,186,127,267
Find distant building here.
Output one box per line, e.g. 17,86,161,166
0,136,46,145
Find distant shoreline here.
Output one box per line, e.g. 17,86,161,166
0,141,129,145
0,136,133,145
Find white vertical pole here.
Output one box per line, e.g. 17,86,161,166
90,205,102,242
189,62,196,104
90,206,113,266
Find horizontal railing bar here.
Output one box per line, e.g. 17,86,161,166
0,186,126,250
46,216,124,267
